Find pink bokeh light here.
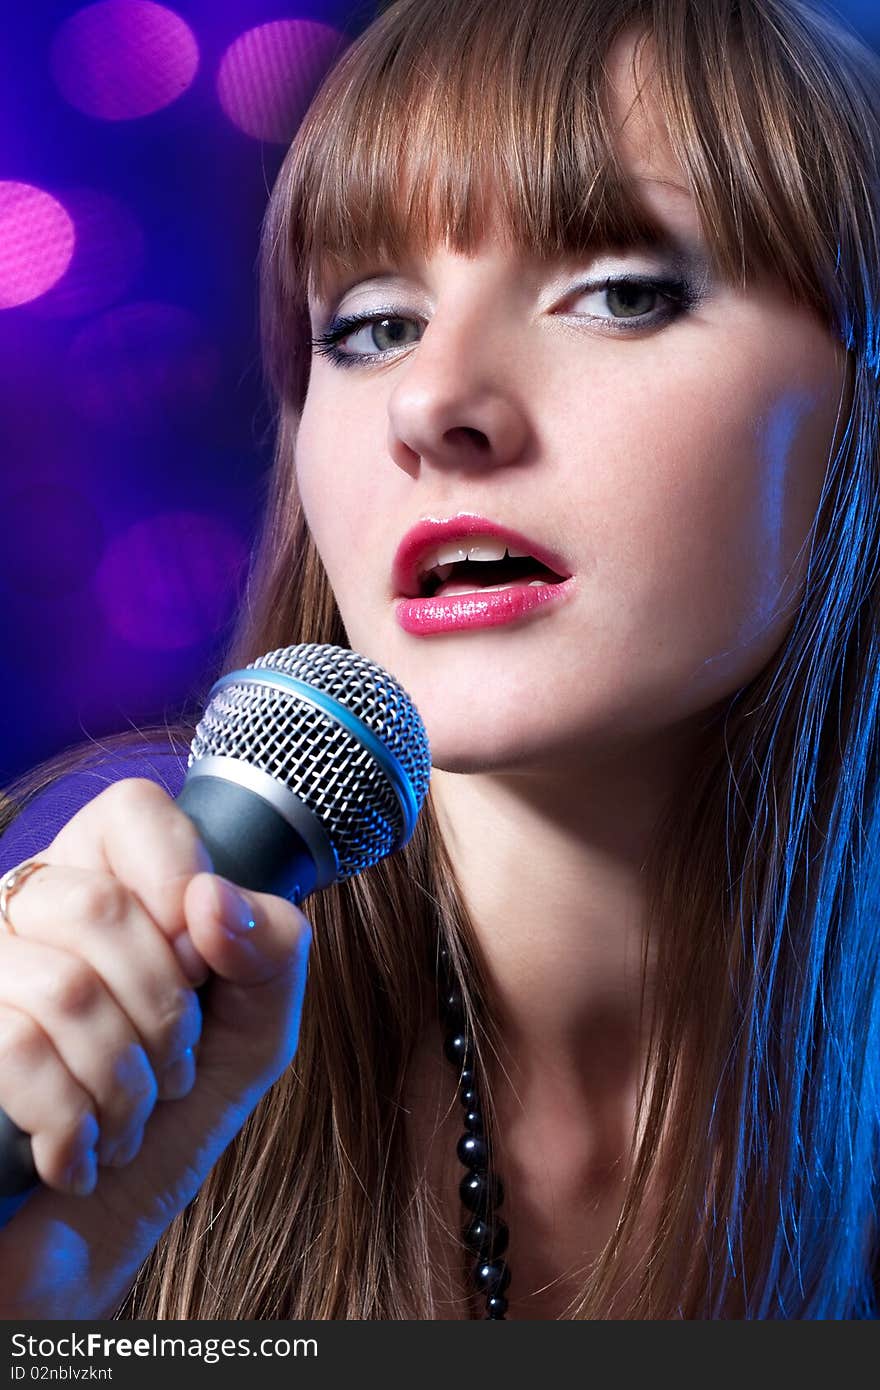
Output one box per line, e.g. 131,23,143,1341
50,1,199,121
65,301,221,429
94,510,248,650
0,183,75,309
28,189,145,319
217,19,348,145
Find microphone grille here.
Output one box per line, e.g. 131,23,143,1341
189,643,431,880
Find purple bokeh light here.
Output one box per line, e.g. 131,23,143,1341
94,510,248,650
0,183,75,309
65,301,221,428
217,19,348,145
28,189,145,319
0,486,104,598
50,1,199,121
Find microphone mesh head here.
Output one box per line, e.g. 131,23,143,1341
188,643,431,881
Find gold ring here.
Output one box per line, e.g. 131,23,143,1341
0,857,49,934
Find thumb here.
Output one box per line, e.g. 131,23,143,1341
139,874,312,1174
182,871,312,1028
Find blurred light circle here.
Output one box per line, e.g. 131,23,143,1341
65,301,221,428
95,510,248,650
0,485,104,597
217,19,347,144
50,1,199,121
0,183,75,309
29,189,145,319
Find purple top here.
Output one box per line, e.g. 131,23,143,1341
0,745,188,874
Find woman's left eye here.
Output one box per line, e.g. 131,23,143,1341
310,275,696,368
570,277,687,325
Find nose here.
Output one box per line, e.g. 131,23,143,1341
385,305,531,478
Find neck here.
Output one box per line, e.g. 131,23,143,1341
427,721,709,1128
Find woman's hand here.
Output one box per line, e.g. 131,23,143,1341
0,777,311,1319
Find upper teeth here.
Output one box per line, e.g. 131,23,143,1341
418,537,531,581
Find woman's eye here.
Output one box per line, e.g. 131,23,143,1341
349,316,421,353
564,275,696,330
311,314,422,367
579,280,661,320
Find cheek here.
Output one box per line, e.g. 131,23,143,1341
294,394,374,596
597,364,838,703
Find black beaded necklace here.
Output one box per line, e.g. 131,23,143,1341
437,943,511,1320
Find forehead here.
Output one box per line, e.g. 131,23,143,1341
603,27,703,234
307,25,705,307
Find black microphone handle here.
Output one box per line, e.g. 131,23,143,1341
0,778,318,1200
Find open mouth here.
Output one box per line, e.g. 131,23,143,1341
419,552,567,599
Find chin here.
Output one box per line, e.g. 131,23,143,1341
420,703,577,776
429,748,527,776
346,623,593,766
413,700,511,770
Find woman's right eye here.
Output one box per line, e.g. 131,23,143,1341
310,313,422,367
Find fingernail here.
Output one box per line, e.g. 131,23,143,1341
212,876,256,934
106,1128,143,1168
159,1048,195,1100
73,1110,100,1152
65,1151,97,1196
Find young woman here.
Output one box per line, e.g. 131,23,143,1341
0,0,877,1318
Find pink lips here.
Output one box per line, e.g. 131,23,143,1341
391,512,575,637
395,576,576,635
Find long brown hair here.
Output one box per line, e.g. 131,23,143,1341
4,0,880,1316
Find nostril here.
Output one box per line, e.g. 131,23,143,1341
444,426,490,450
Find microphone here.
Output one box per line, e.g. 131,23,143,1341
0,643,431,1198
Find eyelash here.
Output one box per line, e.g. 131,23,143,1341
309,274,700,369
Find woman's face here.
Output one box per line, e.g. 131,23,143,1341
295,36,848,775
